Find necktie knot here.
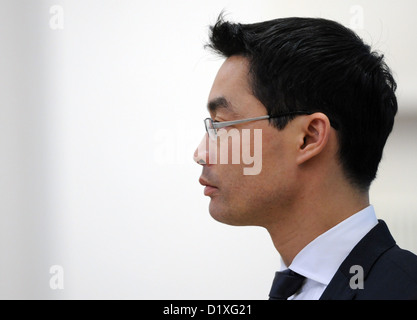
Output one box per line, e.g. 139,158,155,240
269,269,306,300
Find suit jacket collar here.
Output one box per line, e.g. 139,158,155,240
319,220,396,300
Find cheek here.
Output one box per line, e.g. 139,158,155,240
261,128,294,173
208,129,298,225
253,130,298,196
218,128,287,193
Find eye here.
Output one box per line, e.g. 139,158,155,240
213,118,232,130
213,119,226,127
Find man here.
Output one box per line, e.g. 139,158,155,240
193,15,417,300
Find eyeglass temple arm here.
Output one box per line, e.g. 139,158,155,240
212,115,270,129
210,110,339,130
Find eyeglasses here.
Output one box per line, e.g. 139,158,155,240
204,110,313,140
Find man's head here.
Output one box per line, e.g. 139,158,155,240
194,15,397,227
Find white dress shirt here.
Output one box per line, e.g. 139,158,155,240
280,205,378,300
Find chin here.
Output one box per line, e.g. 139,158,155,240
208,199,256,226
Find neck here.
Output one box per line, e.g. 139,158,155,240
265,179,369,267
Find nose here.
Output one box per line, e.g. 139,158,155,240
193,134,210,165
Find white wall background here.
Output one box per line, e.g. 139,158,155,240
0,0,416,299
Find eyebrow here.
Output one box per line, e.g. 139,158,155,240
207,96,232,114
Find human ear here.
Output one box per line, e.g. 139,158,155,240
296,113,331,165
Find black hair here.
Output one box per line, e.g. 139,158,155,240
206,14,398,190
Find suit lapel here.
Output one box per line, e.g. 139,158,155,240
320,220,396,300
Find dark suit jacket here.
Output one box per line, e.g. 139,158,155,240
320,220,417,300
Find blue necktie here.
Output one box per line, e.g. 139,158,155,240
269,269,306,300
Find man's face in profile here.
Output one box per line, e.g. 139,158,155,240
194,56,300,227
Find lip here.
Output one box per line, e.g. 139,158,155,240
199,177,219,196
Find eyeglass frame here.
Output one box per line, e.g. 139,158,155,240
204,110,333,140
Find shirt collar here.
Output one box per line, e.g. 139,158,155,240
280,205,378,286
